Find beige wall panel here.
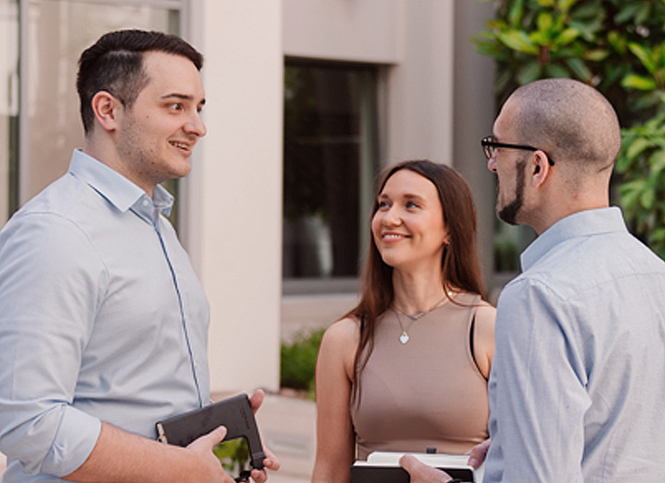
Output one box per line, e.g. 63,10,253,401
283,0,404,63
199,0,284,394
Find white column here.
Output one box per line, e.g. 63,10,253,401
385,0,455,166
194,0,283,394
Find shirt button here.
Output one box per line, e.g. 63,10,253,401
142,200,150,206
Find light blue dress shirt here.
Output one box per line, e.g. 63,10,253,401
0,150,210,482
484,207,665,482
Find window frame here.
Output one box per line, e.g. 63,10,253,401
15,0,189,219
282,57,381,295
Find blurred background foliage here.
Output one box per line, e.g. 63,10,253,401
213,437,250,479
280,328,325,400
474,0,665,258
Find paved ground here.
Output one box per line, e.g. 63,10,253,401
256,392,315,482
0,392,315,483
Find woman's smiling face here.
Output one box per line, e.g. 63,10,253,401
371,169,448,271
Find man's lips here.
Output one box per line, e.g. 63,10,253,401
169,140,194,152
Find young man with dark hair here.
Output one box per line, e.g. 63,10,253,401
0,29,278,483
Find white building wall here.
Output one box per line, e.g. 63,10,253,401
195,0,284,394
189,0,460,394
283,0,404,64
386,1,454,166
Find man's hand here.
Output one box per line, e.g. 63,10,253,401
399,454,453,483
186,426,235,482
467,438,490,469
185,390,280,483
247,389,281,482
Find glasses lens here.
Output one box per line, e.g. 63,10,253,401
481,137,493,159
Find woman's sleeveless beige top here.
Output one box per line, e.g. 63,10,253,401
350,292,490,459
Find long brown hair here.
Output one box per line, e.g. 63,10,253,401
345,160,484,404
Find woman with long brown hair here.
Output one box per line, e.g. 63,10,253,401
311,160,495,483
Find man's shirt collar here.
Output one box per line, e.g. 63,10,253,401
520,207,627,272
68,149,174,221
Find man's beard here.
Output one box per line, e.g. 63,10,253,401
497,158,526,225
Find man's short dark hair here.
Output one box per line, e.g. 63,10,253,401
76,29,204,134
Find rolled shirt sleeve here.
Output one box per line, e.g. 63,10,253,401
0,150,210,482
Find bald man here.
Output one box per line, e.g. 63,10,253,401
404,78,665,482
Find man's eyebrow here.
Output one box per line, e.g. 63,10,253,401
160,93,206,105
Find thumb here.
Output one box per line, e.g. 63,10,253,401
187,425,227,451
467,438,490,469
399,454,453,483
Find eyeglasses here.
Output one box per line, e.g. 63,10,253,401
481,136,554,166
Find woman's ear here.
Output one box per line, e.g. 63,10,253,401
90,91,121,132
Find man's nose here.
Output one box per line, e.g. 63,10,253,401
487,156,497,173
185,111,207,138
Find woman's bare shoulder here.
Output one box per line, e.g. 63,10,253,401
317,316,361,380
474,299,496,378
475,299,496,323
321,316,361,347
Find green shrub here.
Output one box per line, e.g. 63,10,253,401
280,328,325,398
474,0,665,258
213,437,250,478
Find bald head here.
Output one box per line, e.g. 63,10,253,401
507,78,621,175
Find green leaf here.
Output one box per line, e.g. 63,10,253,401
570,2,604,20
508,0,525,28
565,57,592,81
606,31,627,55
622,74,658,91
626,137,653,161
619,180,646,208
537,12,553,33
648,149,665,174
615,3,645,24
584,49,609,62
545,63,571,78
633,91,664,110
517,61,543,84
553,28,580,48
650,227,665,243
641,187,655,210
498,30,539,55
635,3,652,25
558,0,578,15
628,43,657,73
495,69,513,95
530,30,550,46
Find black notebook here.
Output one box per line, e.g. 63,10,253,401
350,451,481,483
155,393,266,470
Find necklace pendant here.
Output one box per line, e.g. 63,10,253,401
399,331,410,344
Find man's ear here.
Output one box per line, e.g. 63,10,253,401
90,91,121,132
530,151,551,188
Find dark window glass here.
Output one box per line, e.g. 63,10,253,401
1,0,19,224
283,62,378,281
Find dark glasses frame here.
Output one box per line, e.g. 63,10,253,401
481,136,554,166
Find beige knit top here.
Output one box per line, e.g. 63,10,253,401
350,292,490,459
